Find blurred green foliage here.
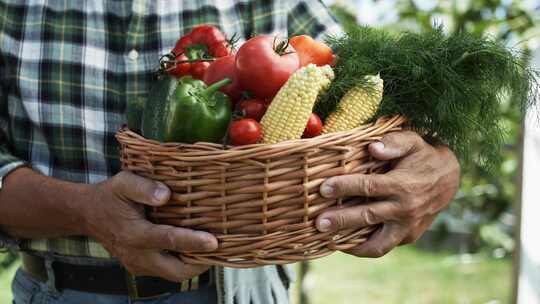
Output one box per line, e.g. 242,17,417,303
301,248,512,304
330,0,539,253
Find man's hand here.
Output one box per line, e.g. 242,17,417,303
0,167,215,282
315,131,460,257
81,171,217,282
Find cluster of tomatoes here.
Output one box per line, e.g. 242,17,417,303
164,25,333,145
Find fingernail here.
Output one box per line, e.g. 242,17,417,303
371,141,385,152
318,218,332,232
320,182,335,198
198,232,218,251
154,184,170,204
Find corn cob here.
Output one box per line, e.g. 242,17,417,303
261,64,335,144
322,74,383,134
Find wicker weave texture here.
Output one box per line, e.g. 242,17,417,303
116,115,406,268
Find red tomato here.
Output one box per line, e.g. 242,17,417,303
191,61,211,80
168,54,191,78
235,35,300,99
172,35,193,55
302,113,323,138
190,25,226,45
203,55,243,103
238,99,267,121
229,119,262,145
209,41,232,58
289,35,334,67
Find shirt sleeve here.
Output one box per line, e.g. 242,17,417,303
0,60,25,251
286,0,344,41
0,60,27,182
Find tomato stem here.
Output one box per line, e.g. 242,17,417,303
164,58,216,64
159,53,216,73
227,33,240,52
273,36,294,56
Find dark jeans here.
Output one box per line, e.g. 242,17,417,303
11,268,218,304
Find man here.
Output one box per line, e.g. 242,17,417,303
0,1,460,303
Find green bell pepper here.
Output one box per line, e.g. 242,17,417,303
142,75,232,143
167,76,232,143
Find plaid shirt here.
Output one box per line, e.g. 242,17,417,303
0,0,342,258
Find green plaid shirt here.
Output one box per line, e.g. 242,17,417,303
0,0,342,259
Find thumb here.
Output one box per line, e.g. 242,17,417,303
368,131,425,160
111,171,171,206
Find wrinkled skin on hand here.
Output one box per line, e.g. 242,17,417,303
83,171,217,282
316,131,460,258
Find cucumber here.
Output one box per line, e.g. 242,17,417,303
141,76,179,141
126,96,145,133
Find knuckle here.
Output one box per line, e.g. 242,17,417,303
370,246,389,258
335,176,369,197
402,209,416,220
361,178,376,196
399,203,419,219
361,207,378,226
409,196,425,208
134,178,152,196
331,178,346,196
400,180,424,195
335,211,348,230
164,228,179,251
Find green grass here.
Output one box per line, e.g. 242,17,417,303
0,256,19,303
0,247,511,304
295,246,512,304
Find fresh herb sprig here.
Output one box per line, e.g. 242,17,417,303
316,25,539,168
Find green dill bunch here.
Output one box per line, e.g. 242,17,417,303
317,25,539,169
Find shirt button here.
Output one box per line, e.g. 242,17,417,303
128,49,139,61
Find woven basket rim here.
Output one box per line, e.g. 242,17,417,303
116,115,406,161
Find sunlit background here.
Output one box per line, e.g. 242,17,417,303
1,1,539,303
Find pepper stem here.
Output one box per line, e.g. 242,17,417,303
204,78,232,95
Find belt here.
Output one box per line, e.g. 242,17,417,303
20,252,211,300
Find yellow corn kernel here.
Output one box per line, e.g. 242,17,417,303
322,74,383,134
261,64,334,144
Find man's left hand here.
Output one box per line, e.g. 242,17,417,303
315,131,460,257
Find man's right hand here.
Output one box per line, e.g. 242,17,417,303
80,171,217,282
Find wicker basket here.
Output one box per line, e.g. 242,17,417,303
116,115,406,268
